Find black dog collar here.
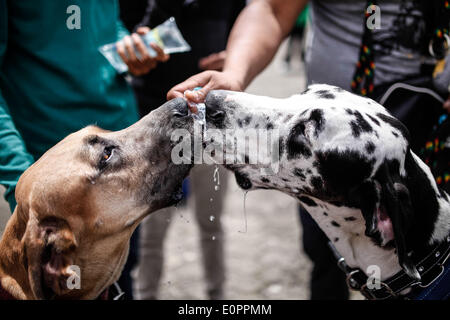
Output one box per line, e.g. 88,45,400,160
329,234,450,300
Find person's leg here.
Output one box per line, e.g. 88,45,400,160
133,207,173,300
299,206,349,300
190,165,228,300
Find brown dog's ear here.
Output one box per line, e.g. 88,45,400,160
25,215,78,299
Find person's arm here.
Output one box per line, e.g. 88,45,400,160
168,0,308,101
0,96,34,212
0,0,34,212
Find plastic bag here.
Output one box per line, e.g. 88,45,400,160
99,17,191,73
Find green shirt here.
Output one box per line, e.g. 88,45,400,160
0,0,138,211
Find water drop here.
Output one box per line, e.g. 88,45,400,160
238,191,248,233
184,89,206,138
209,215,215,222
210,198,213,202
213,165,220,191
212,236,216,240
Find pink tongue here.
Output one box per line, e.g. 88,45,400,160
377,208,394,244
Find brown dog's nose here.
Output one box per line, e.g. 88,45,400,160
169,97,189,117
205,90,227,127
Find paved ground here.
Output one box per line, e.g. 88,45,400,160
0,40,361,299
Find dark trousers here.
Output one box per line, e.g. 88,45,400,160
299,206,349,300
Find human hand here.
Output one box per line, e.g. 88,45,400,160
116,27,169,76
198,51,227,71
167,70,244,103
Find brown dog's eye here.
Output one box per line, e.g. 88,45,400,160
103,149,112,160
99,146,115,169
103,147,114,159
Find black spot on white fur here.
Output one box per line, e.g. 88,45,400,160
287,122,312,159
310,176,323,192
331,221,340,227
366,114,380,126
284,115,293,123
315,149,375,199
315,90,335,99
299,196,317,207
377,113,410,142
301,88,310,94
349,111,373,138
365,141,376,154
309,109,325,137
293,168,306,179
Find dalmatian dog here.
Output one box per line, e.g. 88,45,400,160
202,84,450,287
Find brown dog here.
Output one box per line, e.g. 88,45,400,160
0,98,192,299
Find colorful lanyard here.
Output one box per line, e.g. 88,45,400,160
351,0,450,97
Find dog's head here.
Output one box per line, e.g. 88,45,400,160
204,90,295,190
10,98,193,299
205,88,450,281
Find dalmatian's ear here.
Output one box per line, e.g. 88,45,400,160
357,180,420,281
357,181,395,247
380,182,420,281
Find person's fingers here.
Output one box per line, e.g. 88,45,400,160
117,36,150,75
183,80,215,103
150,43,169,62
184,86,210,103
167,72,214,100
123,35,139,67
132,33,150,62
136,26,150,35
116,40,128,64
